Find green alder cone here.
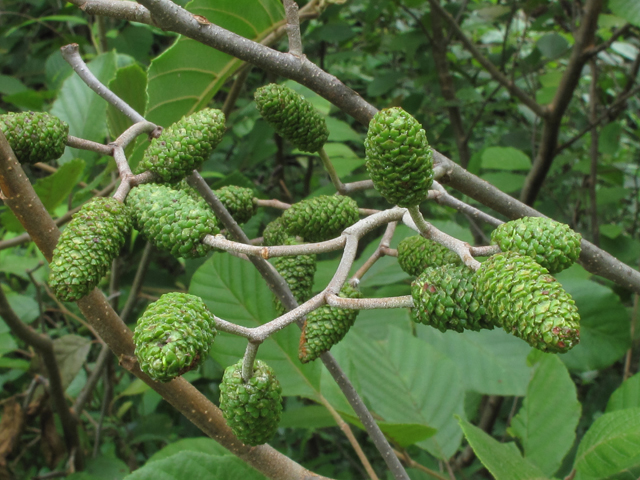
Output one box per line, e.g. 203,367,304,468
412,265,492,333
398,235,462,277
126,184,219,259
133,292,217,382
364,107,434,207
491,216,582,274
272,238,317,315
299,284,362,363
281,195,359,243
474,252,580,353
262,217,287,247
0,111,68,164
137,108,225,183
219,359,283,446
214,185,257,224
49,198,131,302
254,83,329,153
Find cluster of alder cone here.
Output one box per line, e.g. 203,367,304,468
0,77,584,449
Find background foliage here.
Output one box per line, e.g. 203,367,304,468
1,0,640,479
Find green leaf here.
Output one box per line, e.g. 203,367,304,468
458,418,550,480
0,74,27,95
189,254,321,398
574,408,640,478
536,33,569,59
1,255,43,280
508,354,581,476
107,64,148,141
280,405,336,429
599,122,622,155
3,15,89,38
367,72,398,97
83,456,130,480
34,159,85,212
321,142,365,177
147,437,229,463
5,291,39,324
556,268,630,372
118,378,151,397
609,0,640,28
52,334,92,390
417,328,532,396
326,117,363,143
0,358,30,370
51,51,118,164
376,422,436,448
145,0,284,127
481,146,531,171
481,172,526,193
607,373,640,412
332,327,465,459
123,452,267,480
0,333,17,357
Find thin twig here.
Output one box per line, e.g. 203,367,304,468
241,342,260,382
352,222,396,281
60,43,146,124
326,294,413,310
255,198,291,210
203,234,346,258
283,0,303,57
119,242,153,323
319,147,345,193
317,395,380,480
394,448,449,480
405,206,481,271
66,135,114,156
73,343,110,415
222,64,252,118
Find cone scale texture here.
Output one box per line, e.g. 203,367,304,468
412,265,492,333
474,252,580,353
491,217,582,274
272,239,316,315
364,107,434,207
299,284,362,363
49,198,131,302
137,108,225,183
127,184,219,259
398,235,462,277
133,292,217,382
255,84,329,153
1,111,68,164
281,195,359,243
219,359,283,446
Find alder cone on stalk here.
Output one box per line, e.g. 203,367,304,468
137,108,225,183
411,265,492,333
364,107,434,207
474,252,580,353
126,183,219,259
133,292,217,382
398,235,462,277
299,283,362,363
49,198,131,302
281,195,359,242
254,83,329,153
0,111,68,164
219,359,283,446
272,238,317,315
491,216,582,274
262,217,287,247
214,185,257,224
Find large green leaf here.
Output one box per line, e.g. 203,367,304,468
607,373,640,412
147,438,228,462
574,408,640,478
508,354,581,476
331,327,465,459
145,0,285,127
555,268,630,372
107,64,148,140
417,328,532,396
53,334,92,390
51,51,117,164
189,253,321,398
124,452,267,480
458,418,549,480
610,0,640,28
481,146,531,171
